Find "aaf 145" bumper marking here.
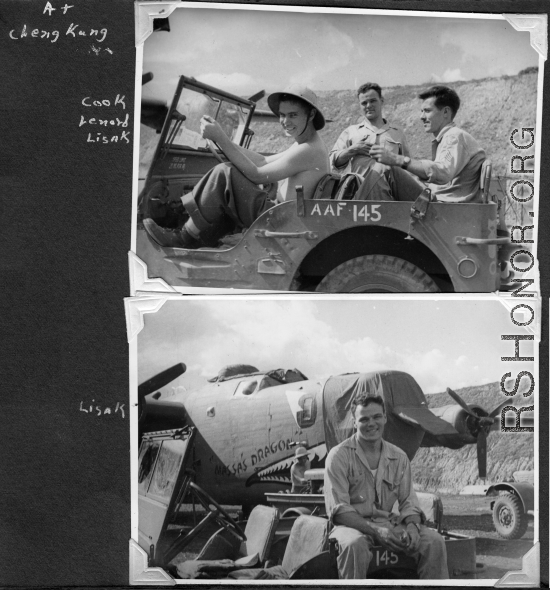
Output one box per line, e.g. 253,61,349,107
309,202,382,222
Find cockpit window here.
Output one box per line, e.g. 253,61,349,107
257,376,283,390
234,379,259,396
297,395,317,428
233,375,284,396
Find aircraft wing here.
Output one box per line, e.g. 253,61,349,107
393,405,459,436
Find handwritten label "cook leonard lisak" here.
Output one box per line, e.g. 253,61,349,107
80,95,131,145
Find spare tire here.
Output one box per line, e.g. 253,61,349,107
316,254,440,293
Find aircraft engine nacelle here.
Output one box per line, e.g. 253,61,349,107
430,404,489,446
139,396,188,434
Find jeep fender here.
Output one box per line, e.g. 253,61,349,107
486,482,534,512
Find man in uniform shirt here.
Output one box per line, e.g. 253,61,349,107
330,82,410,179
364,85,486,202
324,394,448,579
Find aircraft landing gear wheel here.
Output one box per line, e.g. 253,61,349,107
316,254,440,293
190,482,246,542
492,492,528,540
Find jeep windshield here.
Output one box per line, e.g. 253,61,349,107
163,76,255,152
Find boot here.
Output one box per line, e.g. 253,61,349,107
143,218,201,249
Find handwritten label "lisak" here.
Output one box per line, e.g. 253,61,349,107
80,400,125,418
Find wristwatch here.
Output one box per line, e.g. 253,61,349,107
401,156,411,169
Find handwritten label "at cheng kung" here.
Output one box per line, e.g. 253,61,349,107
80,95,131,145
9,2,110,53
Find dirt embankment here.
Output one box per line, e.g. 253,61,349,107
411,382,534,493
249,71,538,179
140,71,537,187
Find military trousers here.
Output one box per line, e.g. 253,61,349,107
330,523,449,579
181,163,277,247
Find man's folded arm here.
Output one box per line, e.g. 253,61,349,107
329,129,353,169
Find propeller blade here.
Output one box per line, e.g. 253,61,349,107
477,428,487,479
446,387,477,418
141,99,169,132
489,399,516,430
138,363,186,399
248,90,266,103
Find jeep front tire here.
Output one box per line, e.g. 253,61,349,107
492,492,529,540
316,255,440,293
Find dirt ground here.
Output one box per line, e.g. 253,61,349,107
167,494,536,582
439,494,535,580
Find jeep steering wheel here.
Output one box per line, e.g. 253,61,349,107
161,481,246,564
207,139,226,164
190,482,246,541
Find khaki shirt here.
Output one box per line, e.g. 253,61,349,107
324,436,423,525
330,119,410,174
422,123,486,203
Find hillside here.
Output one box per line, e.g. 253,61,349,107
411,382,534,493
248,71,538,179
140,71,537,181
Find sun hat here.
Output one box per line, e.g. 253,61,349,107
267,86,326,130
295,446,309,459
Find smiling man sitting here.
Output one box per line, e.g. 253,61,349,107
359,85,486,203
324,394,448,580
144,87,329,249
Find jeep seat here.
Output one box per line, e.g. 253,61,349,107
416,491,444,530
228,514,337,580
197,504,280,565
479,159,492,203
175,505,280,578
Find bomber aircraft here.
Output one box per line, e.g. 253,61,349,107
138,361,507,512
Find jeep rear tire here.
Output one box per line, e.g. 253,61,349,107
316,255,440,293
492,492,529,540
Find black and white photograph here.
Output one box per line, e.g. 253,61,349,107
134,4,543,294
1,0,546,587
129,295,538,584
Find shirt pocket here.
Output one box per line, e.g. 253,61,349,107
383,137,402,155
381,476,400,507
348,470,367,505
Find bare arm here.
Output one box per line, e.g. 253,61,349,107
204,116,319,184
226,143,286,166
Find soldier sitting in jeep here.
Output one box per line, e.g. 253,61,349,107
144,87,329,249
359,86,486,203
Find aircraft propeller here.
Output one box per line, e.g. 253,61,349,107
446,388,507,480
247,90,266,103
138,363,187,400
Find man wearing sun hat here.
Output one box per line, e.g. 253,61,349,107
144,86,329,249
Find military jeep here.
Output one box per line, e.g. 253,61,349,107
137,76,511,293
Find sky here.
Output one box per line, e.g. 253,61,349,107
137,297,536,395
141,6,538,102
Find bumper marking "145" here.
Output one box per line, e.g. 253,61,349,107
309,202,382,222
